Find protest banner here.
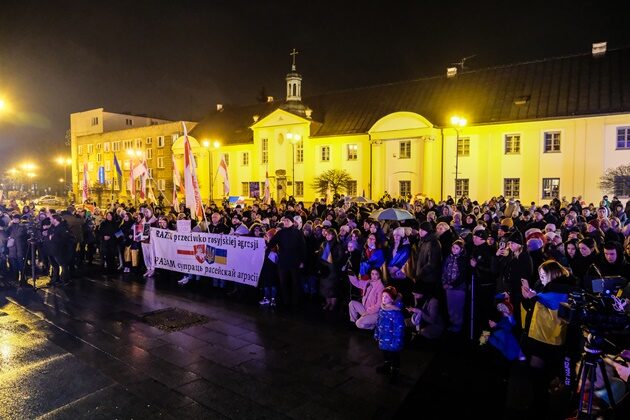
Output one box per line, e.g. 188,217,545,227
150,228,265,287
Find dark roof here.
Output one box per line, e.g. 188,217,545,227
191,46,630,142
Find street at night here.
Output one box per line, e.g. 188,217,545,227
0,271,438,419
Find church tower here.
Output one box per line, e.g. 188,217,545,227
286,48,302,102
281,48,308,116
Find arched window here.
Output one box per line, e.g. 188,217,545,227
292,83,297,97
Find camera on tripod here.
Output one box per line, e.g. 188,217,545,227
558,276,629,336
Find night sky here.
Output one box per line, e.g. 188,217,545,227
0,0,628,182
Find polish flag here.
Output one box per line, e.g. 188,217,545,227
218,154,230,195
263,168,270,205
82,163,90,203
183,122,204,219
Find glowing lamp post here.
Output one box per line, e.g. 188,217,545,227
287,133,301,196
202,140,220,202
450,116,467,199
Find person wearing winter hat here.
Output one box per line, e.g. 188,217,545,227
496,228,533,332
418,221,434,233
544,223,556,233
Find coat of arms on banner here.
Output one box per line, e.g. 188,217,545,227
205,246,228,265
205,246,216,264
194,244,206,263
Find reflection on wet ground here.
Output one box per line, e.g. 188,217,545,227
0,271,433,419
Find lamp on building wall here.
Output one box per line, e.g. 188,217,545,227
202,139,220,202
450,116,467,199
286,132,301,197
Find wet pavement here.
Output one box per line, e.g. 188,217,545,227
0,270,434,419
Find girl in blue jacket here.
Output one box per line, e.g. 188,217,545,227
374,286,405,383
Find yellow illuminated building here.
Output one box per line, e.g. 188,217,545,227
70,109,197,203
190,44,630,205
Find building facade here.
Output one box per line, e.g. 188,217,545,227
190,44,630,205
71,108,197,203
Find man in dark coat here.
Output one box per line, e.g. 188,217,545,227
267,215,306,306
469,229,496,335
415,221,442,295
49,215,76,285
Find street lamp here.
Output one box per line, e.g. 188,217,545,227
56,157,72,192
450,115,467,199
287,133,301,197
202,140,220,202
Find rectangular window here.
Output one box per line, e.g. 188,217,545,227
613,176,630,197
91,117,98,126
457,137,470,156
399,180,411,197
123,139,133,150
171,134,178,143
95,143,102,152
296,181,304,196
96,153,102,163
146,137,152,145
157,157,165,169
123,160,131,171
617,127,630,149
88,162,94,172
147,168,153,179
261,138,268,164
241,182,249,196
146,148,153,159
455,179,469,197
399,140,411,159
87,144,94,154
157,179,166,191
157,136,165,148
125,118,133,126
347,180,357,196
296,140,303,163
505,134,521,154
78,145,84,155
544,131,561,152
113,141,121,152
347,144,358,160
542,178,560,199
242,152,249,166
320,146,330,162
103,142,110,152
223,153,230,166
135,138,142,148
104,161,111,172
504,178,520,198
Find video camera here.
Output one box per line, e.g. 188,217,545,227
558,275,630,338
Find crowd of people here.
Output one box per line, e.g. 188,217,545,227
1,192,630,417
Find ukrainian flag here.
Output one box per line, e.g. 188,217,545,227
214,248,228,265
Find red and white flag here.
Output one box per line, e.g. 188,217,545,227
263,168,270,205
218,154,230,196
183,122,204,219
81,163,90,203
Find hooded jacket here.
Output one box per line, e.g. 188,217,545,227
415,231,442,284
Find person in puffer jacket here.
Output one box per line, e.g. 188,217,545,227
374,286,405,383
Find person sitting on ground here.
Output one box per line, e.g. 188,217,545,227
407,285,444,342
348,267,385,330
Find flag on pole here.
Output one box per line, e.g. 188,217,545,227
82,163,90,203
218,154,230,196
113,153,122,178
263,167,270,205
130,160,136,198
172,155,182,207
183,122,204,220
147,179,157,203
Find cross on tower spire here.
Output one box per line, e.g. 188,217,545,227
290,48,299,71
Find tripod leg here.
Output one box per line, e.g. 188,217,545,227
597,359,617,409
577,361,596,419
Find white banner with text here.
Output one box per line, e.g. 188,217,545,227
150,228,265,286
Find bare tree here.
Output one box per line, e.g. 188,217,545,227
599,164,630,196
311,169,353,197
